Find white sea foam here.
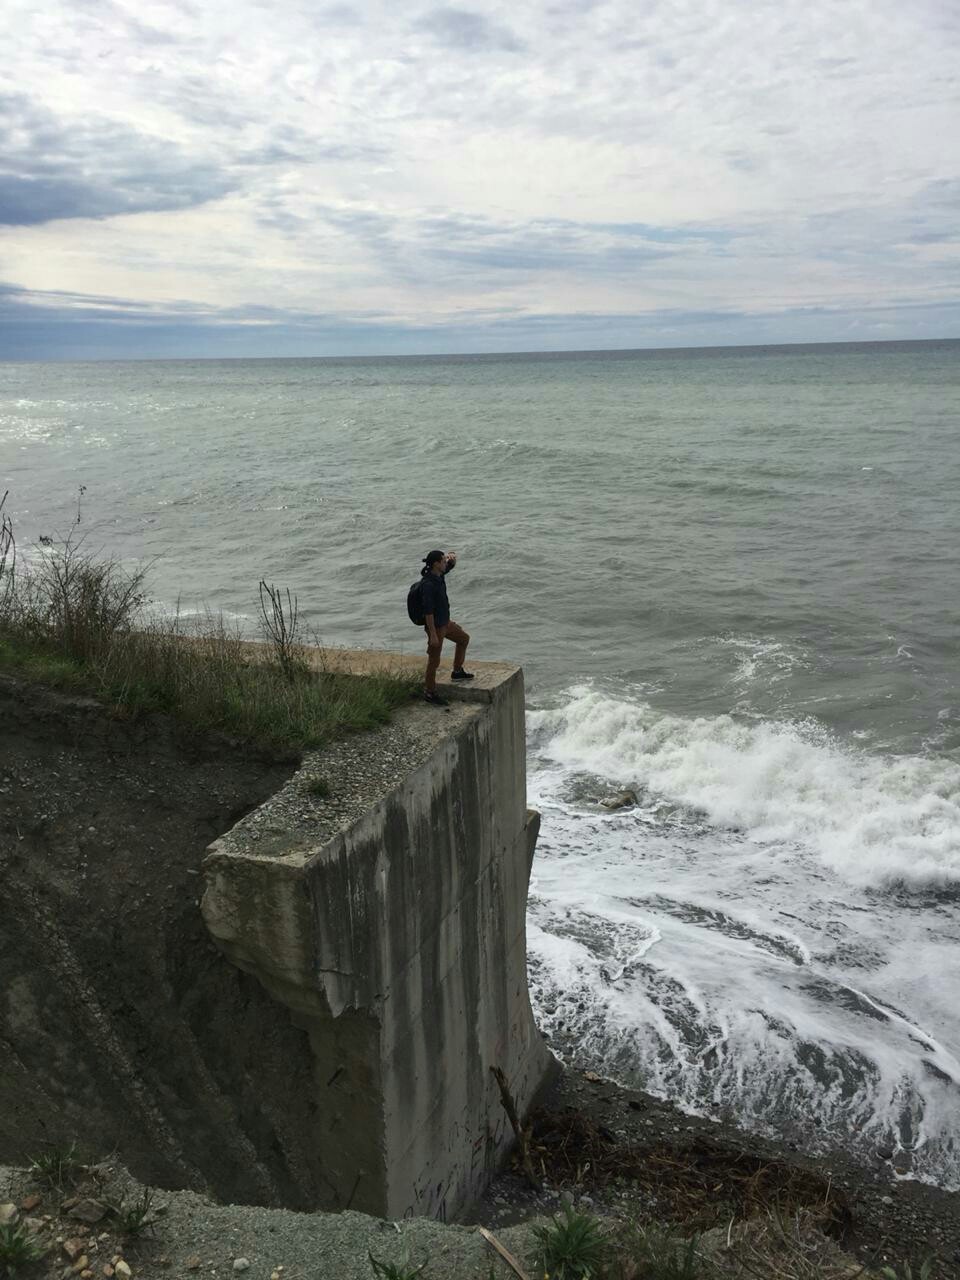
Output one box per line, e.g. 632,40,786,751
529,687,960,889
526,685,960,1187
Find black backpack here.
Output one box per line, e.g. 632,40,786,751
407,578,426,626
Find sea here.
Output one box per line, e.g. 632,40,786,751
3,340,959,1188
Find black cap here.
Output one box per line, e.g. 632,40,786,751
423,549,445,566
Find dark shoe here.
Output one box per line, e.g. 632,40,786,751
424,690,449,707
451,668,475,680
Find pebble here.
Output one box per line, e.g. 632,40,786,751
114,1262,131,1279
881,1195,894,1205
0,1203,18,1227
233,1260,251,1273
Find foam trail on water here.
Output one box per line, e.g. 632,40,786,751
526,686,960,1188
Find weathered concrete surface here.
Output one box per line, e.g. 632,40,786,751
202,651,556,1221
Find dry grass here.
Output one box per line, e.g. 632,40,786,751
525,1108,839,1229
0,505,418,752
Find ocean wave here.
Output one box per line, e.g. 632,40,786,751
528,687,960,889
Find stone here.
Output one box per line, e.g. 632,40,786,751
103,1267,114,1277
0,1203,18,1227
233,1259,251,1273
114,1263,132,1279
599,789,638,810
21,1194,43,1211
876,1144,895,1161
70,1200,108,1225
63,1239,86,1261
81,1271,94,1279
184,1259,202,1272
72,1257,89,1274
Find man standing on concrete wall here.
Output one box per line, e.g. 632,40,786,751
421,549,473,706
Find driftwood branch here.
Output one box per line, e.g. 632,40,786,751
477,1227,531,1280
490,1065,541,1191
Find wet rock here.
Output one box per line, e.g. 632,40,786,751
599,789,638,810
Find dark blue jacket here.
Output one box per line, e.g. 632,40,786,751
420,568,451,628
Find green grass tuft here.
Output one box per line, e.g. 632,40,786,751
367,1248,428,1279
26,1142,83,1192
0,1222,46,1277
531,1206,612,1280
613,1222,703,1279
109,1188,163,1238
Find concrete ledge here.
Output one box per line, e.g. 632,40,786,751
309,645,521,705
202,648,555,1219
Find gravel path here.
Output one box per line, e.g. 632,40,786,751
0,1162,541,1280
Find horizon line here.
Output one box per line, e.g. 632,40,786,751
2,333,958,365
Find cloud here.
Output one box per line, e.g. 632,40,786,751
3,277,959,363
413,6,524,52
0,0,958,354
0,93,234,225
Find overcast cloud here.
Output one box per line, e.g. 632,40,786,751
2,0,959,357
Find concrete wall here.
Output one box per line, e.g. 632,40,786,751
202,654,556,1220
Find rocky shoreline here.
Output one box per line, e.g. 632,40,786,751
473,1063,960,1277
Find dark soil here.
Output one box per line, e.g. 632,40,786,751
0,674,336,1209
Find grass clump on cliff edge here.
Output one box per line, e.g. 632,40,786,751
0,493,417,752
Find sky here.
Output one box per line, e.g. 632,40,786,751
2,0,960,359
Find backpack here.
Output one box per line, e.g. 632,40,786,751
407,578,426,626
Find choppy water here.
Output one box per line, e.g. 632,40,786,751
3,341,959,1185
